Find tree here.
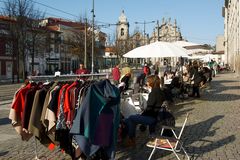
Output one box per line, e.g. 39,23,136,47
66,18,93,69
115,37,133,60
25,10,45,75
1,0,45,80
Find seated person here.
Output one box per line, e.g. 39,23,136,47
119,73,131,93
182,72,190,82
170,75,179,86
164,71,175,85
202,66,212,82
124,75,166,147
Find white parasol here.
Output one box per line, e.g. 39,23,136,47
123,41,189,58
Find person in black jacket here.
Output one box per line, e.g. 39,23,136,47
124,75,166,147
189,61,201,98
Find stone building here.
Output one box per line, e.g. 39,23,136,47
40,17,107,73
115,10,130,58
223,0,240,75
0,16,107,80
149,18,183,66
150,18,183,43
116,10,129,41
215,35,225,63
0,16,18,81
114,11,184,67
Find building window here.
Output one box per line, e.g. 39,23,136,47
50,44,54,52
50,33,55,38
55,44,59,53
121,28,124,36
5,42,13,55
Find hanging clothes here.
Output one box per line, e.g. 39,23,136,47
70,79,120,159
9,75,120,159
9,83,35,140
28,85,51,145
64,81,79,128
44,85,61,143
22,85,38,133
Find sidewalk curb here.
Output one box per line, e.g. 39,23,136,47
0,100,12,106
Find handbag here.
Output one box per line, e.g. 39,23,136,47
157,101,175,137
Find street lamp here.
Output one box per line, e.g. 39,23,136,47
91,0,95,74
135,20,155,45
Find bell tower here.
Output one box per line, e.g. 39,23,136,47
116,10,129,40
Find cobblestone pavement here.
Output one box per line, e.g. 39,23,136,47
0,72,240,160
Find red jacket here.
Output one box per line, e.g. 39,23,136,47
143,66,150,75
11,83,32,119
112,67,121,81
75,68,89,74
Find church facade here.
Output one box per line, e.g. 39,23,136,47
150,18,183,43
114,11,183,66
115,12,183,45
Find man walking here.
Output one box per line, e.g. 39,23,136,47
112,64,121,85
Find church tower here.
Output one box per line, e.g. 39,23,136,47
116,10,129,40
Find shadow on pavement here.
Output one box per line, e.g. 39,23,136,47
116,114,235,160
183,115,235,159
116,73,239,159
115,105,193,160
192,76,240,102
0,151,9,156
216,80,239,83
171,101,195,118
0,117,11,126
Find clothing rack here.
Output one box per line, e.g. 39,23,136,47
26,72,110,159
27,73,110,81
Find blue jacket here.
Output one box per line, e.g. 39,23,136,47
70,79,120,159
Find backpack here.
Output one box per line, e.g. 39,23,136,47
157,102,175,137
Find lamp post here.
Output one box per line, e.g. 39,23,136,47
91,0,95,74
84,18,87,68
135,20,155,45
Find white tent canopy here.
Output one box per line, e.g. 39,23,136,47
172,41,213,55
188,55,204,60
172,41,202,48
201,54,219,62
187,48,213,55
188,54,218,62
123,41,189,58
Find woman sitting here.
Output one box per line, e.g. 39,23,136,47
118,72,131,93
124,75,166,147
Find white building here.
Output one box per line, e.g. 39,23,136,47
223,0,240,74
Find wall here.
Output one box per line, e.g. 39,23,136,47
223,0,240,75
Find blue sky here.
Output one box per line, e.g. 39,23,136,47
33,0,224,45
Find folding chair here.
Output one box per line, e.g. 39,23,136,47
146,113,190,160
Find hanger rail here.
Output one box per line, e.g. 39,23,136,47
27,73,110,81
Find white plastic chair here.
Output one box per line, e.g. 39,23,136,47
146,113,190,160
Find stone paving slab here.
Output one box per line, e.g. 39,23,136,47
0,83,22,102
0,72,240,160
